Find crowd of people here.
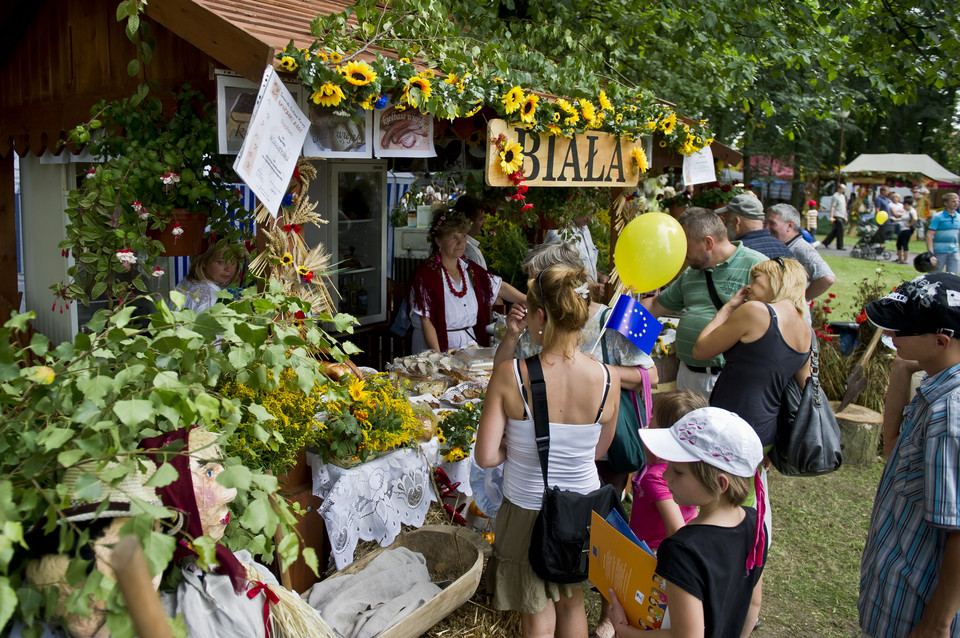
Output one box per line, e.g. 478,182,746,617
165,185,960,638
397,192,960,638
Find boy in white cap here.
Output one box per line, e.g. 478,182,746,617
860,273,960,638
606,407,766,638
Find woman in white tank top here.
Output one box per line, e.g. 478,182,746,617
475,264,620,638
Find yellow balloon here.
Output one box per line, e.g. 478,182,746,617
615,213,687,293
875,210,889,225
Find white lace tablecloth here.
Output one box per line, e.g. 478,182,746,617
307,448,437,569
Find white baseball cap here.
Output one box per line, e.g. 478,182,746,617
638,407,762,477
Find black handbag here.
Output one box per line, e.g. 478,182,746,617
525,355,626,583
770,331,843,476
599,314,649,473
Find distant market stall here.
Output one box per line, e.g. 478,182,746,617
841,153,960,185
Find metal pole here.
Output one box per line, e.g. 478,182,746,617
837,115,847,187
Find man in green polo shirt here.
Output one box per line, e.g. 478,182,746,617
642,207,766,398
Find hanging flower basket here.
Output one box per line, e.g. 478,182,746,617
148,209,208,256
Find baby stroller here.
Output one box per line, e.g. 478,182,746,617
850,214,893,261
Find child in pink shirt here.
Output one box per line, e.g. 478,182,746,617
629,390,706,551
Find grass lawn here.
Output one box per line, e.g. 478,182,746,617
815,229,927,321
758,462,884,637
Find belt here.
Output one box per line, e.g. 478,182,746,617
448,327,474,333
684,362,723,375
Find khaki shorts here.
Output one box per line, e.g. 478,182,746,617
485,498,588,615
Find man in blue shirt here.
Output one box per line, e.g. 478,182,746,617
720,194,793,259
860,273,960,638
927,193,960,275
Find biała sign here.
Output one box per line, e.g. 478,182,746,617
485,119,644,188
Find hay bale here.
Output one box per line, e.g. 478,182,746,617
831,402,882,466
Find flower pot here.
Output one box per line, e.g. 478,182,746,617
148,209,208,256
668,205,686,218
710,202,726,210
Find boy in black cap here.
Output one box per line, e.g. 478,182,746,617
859,273,960,638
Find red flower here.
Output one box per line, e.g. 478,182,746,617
823,335,834,341
856,310,868,324
517,184,529,194
284,223,303,234
823,307,832,314
521,203,534,212
721,184,732,192
293,165,302,181
828,293,836,298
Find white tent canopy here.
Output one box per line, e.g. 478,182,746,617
841,153,960,184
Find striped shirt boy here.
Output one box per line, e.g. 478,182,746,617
859,362,960,637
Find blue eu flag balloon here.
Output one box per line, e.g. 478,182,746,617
605,294,663,355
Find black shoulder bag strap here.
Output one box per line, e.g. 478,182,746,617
703,269,725,311
525,354,551,491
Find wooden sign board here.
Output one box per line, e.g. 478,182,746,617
486,119,643,188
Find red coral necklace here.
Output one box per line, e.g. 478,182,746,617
442,259,469,298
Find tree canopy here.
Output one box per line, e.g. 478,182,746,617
306,0,960,175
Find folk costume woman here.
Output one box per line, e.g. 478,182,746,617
408,208,524,353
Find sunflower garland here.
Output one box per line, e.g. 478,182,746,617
275,45,715,162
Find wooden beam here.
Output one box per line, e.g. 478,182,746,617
145,0,275,83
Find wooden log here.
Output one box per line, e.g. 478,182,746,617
831,402,882,466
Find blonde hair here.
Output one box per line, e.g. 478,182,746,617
652,390,707,429
751,258,807,315
689,461,751,506
526,264,590,351
186,240,239,286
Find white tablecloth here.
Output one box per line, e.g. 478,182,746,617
308,448,436,569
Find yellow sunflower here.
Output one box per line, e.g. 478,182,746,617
329,51,342,63
598,90,613,111
631,147,649,174
341,60,377,86
279,56,298,72
498,138,524,174
553,111,561,122
348,377,370,402
645,119,657,131
405,76,432,106
400,57,411,64
580,99,596,124
316,51,328,62
502,86,524,115
311,83,345,107
520,94,539,124
661,111,677,135
615,112,624,124
420,69,435,78
444,73,459,85
281,253,294,265
297,266,311,277
464,102,482,117
659,140,667,147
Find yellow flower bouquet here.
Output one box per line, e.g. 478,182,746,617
437,401,482,463
316,372,423,466
220,369,422,473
